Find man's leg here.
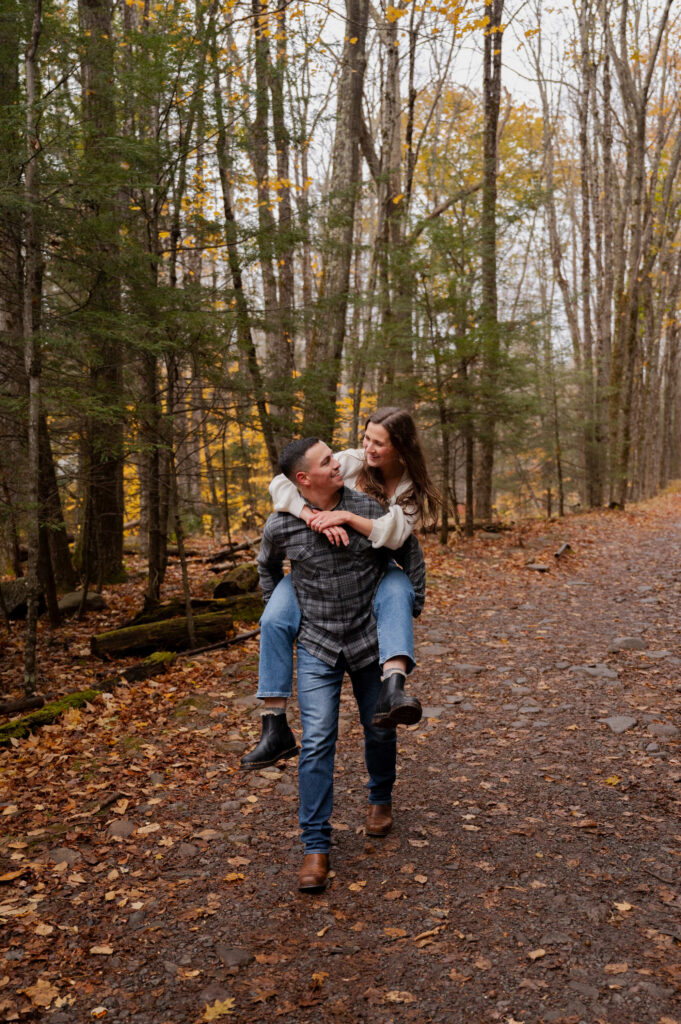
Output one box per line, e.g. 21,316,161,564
296,644,344,891
350,661,397,837
241,575,301,770
372,566,422,728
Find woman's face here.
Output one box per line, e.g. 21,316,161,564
362,422,400,472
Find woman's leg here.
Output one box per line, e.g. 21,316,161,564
241,575,301,770
256,574,300,698
372,566,422,728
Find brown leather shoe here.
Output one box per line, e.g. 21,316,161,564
366,802,393,837
298,853,330,893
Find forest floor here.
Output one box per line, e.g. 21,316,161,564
1,492,681,1024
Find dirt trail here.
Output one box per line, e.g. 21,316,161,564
2,496,681,1023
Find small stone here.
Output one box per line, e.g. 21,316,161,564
556,661,570,670
645,650,673,660
645,742,660,752
58,590,107,615
127,910,146,929
47,847,81,866
510,685,533,696
419,643,450,656
106,819,136,840
451,663,486,675
519,706,542,714
647,722,680,739
422,706,445,718
233,695,259,709
609,636,649,652
570,664,619,679
446,694,465,704
214,945,254,968
177,843,199,858
459,702,475,711
526,563,550,572
599,715,637,734
277,783,297,796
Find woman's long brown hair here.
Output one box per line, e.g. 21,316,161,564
355,407,442,528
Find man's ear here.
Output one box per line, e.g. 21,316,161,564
295,469,310,489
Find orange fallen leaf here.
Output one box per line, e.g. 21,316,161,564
385,990,415,1003
604,962,628,975
528,948,546,960
21,979,59,1008
0,870,25,883
89,945,114,956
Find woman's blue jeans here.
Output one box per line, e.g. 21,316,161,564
296,644,396,852
256,565,415,699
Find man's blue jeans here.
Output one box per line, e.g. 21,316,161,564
256,566,415,698
296,644,397,853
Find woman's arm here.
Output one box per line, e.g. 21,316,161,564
308,502,417,550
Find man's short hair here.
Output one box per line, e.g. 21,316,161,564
279,437,320,482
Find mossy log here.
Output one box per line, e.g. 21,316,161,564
120,651,177,682
212,562,259,597
126,594,263,627
0,689,101,745
91,611,236,658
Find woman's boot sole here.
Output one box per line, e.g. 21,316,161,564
239,744,300,771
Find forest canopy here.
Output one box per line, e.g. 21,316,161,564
2,0,681,687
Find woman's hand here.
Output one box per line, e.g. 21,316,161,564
308,510,349,532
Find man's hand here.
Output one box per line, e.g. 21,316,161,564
321,525,350,547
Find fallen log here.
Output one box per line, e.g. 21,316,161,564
205,537,261,563
0,694,45,717
126,593,263,627
91,611,236,659
0,689,101,745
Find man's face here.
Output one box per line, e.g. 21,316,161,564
297,442,342,494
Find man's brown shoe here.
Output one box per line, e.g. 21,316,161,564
298,853,330,893
366,802,393,837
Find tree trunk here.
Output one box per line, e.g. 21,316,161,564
78,0,124,583
22,0,42,696
302,0,369,440
475,0,504,523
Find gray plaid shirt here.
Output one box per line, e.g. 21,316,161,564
258,486,426,670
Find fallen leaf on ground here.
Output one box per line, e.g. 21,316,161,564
385,990,415,1003
604,962,628,974
202,998,235,1020
21,978,59,1008
89,945,114,956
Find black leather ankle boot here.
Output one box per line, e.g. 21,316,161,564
371,673,422,728
240,713,299,770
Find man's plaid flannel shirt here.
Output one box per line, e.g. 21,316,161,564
258,486,426,671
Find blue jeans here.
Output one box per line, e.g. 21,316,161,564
296,644,397,853
256,566,415,699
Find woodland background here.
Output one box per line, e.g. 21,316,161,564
2,0,681,690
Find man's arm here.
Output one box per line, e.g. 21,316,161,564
394,534,426,618
257,516,287,604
